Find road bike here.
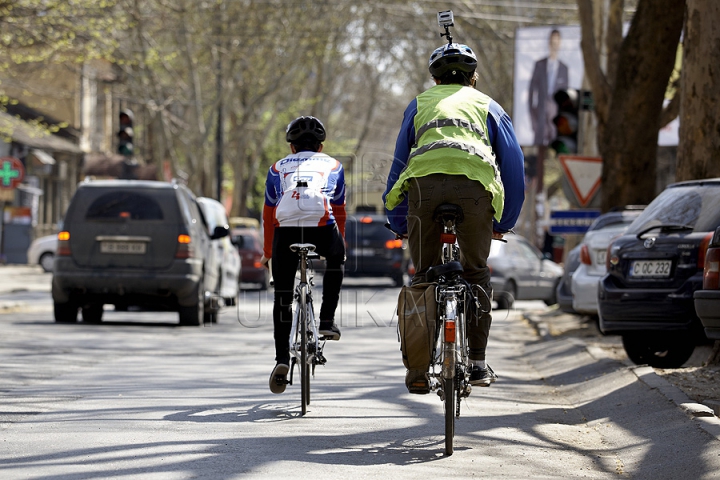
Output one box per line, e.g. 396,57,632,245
287,243,326,415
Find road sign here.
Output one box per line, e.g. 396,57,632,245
558,155,602,207
0,157,25,189
549,209,601,235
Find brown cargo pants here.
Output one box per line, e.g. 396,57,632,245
406,173,495,361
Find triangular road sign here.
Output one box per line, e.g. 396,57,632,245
558,155,602,207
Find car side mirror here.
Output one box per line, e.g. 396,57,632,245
211,225,230,240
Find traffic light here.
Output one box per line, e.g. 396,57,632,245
118,109,134,157
550,88,579,154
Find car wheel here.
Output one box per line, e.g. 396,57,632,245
82,304,104,323
543,279,560,306
54,302,78,323
496,281,516,310
259,270,270,291
39,252,54,273
621,333,696,368
179,280,205,326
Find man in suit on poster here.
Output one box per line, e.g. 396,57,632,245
528,29,569,147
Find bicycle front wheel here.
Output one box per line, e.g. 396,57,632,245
300,284,310,415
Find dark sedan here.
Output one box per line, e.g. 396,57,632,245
598,178,720,367
694,225,720,340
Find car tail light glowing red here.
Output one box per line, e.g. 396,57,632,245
580,244,591,265
175,234,194,259
385,239,403,249
703,246,720,290
698,232,714,270
57,231,71,256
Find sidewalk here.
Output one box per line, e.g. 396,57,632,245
523,307,720,439
0,264,52,311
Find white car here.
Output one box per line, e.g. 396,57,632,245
196,197,242,306
571,209,644,314
27,234,58,273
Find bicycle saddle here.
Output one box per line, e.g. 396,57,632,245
426,260,463,282
434,203,464,225
290,243,316,252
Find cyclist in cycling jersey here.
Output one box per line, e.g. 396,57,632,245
383,42,525,393
261,116,347,394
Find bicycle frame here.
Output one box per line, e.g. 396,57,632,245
288,249,323,374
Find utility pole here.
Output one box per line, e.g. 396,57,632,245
214,1,225,202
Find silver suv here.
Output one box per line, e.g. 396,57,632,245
52,179,228,326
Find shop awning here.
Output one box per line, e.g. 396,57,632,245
0,111,82,154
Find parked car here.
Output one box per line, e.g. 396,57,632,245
27,234,58,273
52,179,230,326
694,225,720,340
345,214,408,287
571,208,645,315
489,234,564,309
232,227,270,290
196,197,242,312
556,244,580,314
598,178,720,368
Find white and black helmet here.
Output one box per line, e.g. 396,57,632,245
285,116,327,143
428,43,477,78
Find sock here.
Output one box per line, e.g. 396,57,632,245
471,359,487,369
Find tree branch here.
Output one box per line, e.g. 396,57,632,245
577,0,612,126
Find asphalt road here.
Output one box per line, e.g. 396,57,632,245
1,268,720,479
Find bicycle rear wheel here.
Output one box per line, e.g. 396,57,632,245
300,284,310,415
444,373,455,455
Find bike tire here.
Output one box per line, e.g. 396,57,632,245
300,285,310,416
444,375,455,456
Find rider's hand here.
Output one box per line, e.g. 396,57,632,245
260,255,270,269
492,230,504,241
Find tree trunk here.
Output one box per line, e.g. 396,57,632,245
599,0,685,211
676,0,720,181
707,341,720,366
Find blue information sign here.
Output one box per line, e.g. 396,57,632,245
549,210,601,235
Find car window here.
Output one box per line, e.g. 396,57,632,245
627,185,720,234
517,239,542,261
85,192,163,220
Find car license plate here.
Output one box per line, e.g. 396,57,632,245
351,248,375,257
100,241,146,255
629,260,671,278
595,249,606,266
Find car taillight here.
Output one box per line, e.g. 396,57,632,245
175,234,194,259
579,244,591,265
698,232,714,269
703,246,720,290
606,243,619,271
385,239,403,249
57,231,71,256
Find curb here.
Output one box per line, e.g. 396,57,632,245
523,312,720,442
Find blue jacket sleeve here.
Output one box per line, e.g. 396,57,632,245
382,99,417,235
487,100,525,233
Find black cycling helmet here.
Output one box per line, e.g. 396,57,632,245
428,43,477,78
285,116,327,143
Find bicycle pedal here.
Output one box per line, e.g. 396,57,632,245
460,384,472,398
315,354,327,365
437,389,445,401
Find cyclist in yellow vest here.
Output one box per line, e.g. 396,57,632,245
383,43,525,393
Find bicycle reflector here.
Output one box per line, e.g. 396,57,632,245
444,319,456,342
441,233,456,244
